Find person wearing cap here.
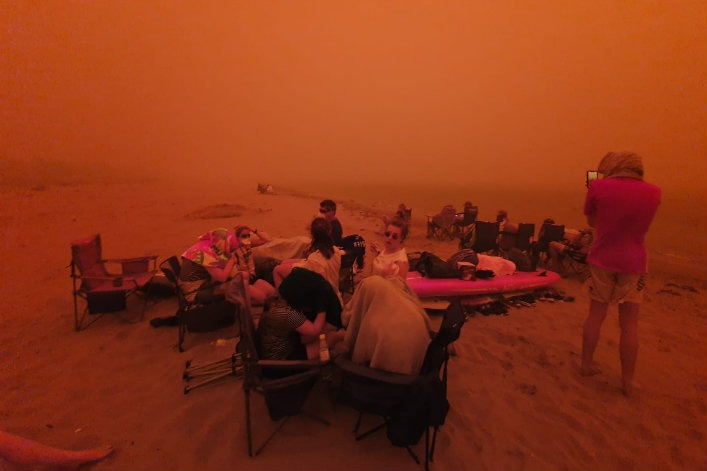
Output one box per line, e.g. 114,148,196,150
580,151,661,397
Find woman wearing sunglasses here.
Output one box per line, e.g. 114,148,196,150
370,216,409,280
340,215,431,375
232,225,277,305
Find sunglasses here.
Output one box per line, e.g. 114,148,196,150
319,208,332,214
384,231,400,240
239,233,251,239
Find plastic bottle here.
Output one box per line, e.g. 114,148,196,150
318,333,330,362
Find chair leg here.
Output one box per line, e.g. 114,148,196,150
425,427,439,470
253,416,289,456
406,445,421,465
74,294,86,331
182,353,243,394
178,314,186,352
139,283,152,322
245,389,253,457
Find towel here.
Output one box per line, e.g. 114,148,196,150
343,276,431,375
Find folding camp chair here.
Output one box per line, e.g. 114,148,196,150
70,234,157,331
234,272,329,457
159,256,237,352
515,223,535,252
335,300,465,471
460,221,500,254
453,205,478,239
533,223,566,266
427,205,457,240
556,229,593,279
560,250,591,279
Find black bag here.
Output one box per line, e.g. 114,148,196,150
447,249,479,267
341,234,366,269
417,252,458,279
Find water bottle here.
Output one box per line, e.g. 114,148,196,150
318,334,330,362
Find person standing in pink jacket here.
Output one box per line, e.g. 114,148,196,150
581,151,661,397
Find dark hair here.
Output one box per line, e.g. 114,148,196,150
386,215,408,241
320,199,337,212
234,225,250,238
309,217,335,259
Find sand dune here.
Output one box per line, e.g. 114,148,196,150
0,174,705,470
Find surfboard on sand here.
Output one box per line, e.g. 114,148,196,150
406,269,560,298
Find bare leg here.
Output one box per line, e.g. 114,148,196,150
0,430,113,469
272,259,300,289
618,301,640,397
581,299,609,376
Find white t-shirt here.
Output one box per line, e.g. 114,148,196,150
299,248,343,305
372,247,408,278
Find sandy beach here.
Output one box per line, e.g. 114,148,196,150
0,168,705,471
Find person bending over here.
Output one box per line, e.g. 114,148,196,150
342,275,432,375
258,296,345,360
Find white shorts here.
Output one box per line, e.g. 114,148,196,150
588,266,646,304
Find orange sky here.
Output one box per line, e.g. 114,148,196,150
2,1,706,191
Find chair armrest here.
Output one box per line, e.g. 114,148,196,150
102,255,158,263
334,356,418,385
79,273,141,284
257,359,321,369
103,256,158,275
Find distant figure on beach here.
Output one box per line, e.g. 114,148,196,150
580,151,661,396
383,203,411,235
257,182,275,194
319,199,343,245
0,430,113,469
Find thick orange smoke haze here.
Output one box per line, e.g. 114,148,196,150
2,1,706,191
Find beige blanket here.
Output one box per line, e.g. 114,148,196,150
252,236,311,263
343,276,432,375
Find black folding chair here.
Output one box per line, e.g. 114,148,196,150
232,272,328,457
159,256,236,352
336,300,466,470
467,221,500,254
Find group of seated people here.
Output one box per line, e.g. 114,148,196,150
177,199,430,376
467,210,594,275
